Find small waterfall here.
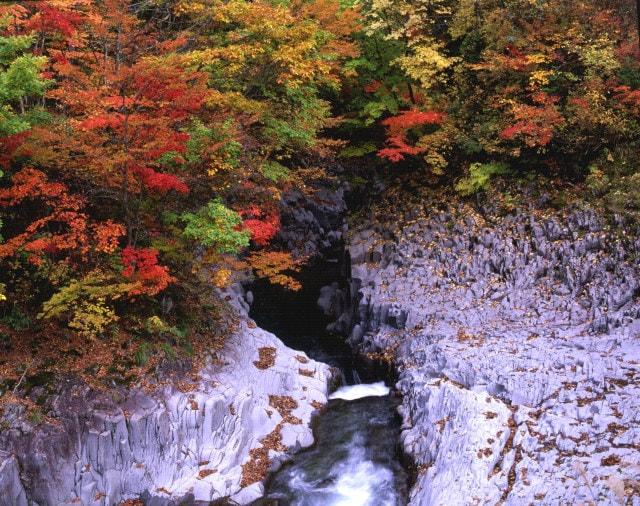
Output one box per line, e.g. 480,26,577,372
249,259,408,506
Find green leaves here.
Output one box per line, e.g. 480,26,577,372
181,199,250,253
455,162,510,196
0,55,48,101
0,36,50,135
0,35,34,66
260,160,290,182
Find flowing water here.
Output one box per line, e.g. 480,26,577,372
249,263,409,506
260,384,408,506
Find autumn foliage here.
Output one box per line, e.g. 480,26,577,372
378,110,445,162
344,0,640,195
2,0,640,382
0,0,360,354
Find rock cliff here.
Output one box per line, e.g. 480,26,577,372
323,185,640,505
0,174,349,506
0,319,332,505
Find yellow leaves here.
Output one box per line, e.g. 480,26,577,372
180,0,352,91
416,123,456,176
68,298,118,340
367,0,451,42
529,69,553,87
274,37,331,87
38,270,136,339
370,0,459,86
579,36,620,78
212,268,232,288
525,54,550,65
187,45,265,68
523,54,554,88
39,270,134,320
0,283,6,302
146,315,168,333
448,0,477,39
206,151,237,176
205,90,266,117
394,41,458,91
172,0,208,16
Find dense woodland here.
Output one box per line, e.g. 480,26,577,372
1,0,640,388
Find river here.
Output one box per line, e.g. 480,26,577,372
249,262,409,506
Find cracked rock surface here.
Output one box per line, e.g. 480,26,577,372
0,321,332,505
328,186,640,505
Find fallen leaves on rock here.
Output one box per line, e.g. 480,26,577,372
240,423,286,487
254,347,276,369
269,395,302,424
601,454,621,466
198,468,217,479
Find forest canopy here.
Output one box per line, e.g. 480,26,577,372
1,0,639,383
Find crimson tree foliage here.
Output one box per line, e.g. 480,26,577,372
121,246,174,297
357,0,640,195
239,205,280,246
0,0,361,343
378,110,446,162
0,168,125,264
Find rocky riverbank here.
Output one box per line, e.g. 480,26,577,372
321,183,640,505
0,172,349,506
0,315,333,505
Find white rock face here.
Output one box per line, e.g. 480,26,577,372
0,322,333,505
0,451,27,505
337,193,640,505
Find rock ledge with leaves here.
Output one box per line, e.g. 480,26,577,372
326,185,640,505
0,319,333,505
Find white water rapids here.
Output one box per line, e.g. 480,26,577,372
328,381,390,401
260,384,407,506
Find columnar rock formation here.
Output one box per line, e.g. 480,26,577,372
322,186,640,505
0,319,333,505
0,176,348,506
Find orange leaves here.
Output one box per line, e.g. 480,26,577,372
0,168,125,264
248,251,303,291
79,114,125,131
382,110,446,131
128,59,208,120
93,221,126,254
378,136,424,163
377,109,445,162
291,0,360,70
500,92,564,148
121,247,175,296
0,167,68,206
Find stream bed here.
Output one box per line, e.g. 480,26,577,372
259,383,408,506
249,263,409,506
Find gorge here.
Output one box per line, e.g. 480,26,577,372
4,174,640,505
2,0,640,504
